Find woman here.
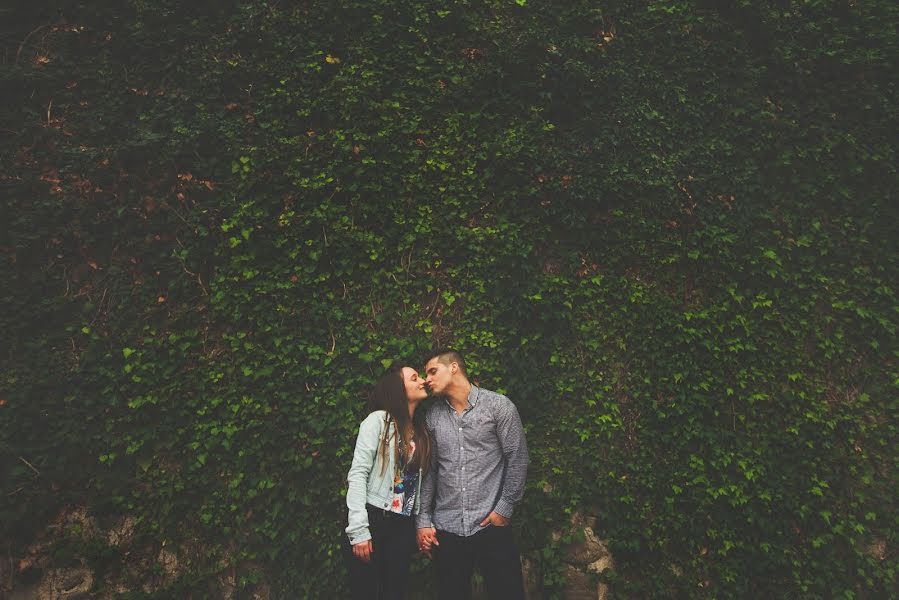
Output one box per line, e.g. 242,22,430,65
343,363,431,599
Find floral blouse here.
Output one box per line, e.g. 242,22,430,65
389,437,419,516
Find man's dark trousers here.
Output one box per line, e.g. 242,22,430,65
435,525,525,600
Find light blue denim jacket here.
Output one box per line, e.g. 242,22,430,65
345,410,421,545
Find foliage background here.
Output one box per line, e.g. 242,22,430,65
2,0,897,597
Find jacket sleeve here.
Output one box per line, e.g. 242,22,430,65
493,397,528,518
345,412,382,544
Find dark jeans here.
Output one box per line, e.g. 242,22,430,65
435,526,525,600
342,504,416,600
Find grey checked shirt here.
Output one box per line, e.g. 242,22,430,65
416,385,528,536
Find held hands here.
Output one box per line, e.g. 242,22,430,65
479,511,510,528
352,539,373,563
415,513,508,559
417,527,439,558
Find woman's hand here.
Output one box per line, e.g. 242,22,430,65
417,527,439,558
352,539,374,563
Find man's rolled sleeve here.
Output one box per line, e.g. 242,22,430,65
415,410,438,529
493,498,517,519
494,397,528,518
416,465,436,529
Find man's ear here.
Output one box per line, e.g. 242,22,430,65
450,362,457,374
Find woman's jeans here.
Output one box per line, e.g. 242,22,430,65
342,504,416,600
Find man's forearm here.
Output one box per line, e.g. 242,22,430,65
495,449,527,517
495,400,529,518
416,466,436,528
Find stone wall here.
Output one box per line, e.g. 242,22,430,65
6,506,616,599
3,506,269,600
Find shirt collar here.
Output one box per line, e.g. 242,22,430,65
441,384,480,412
467,384,480,407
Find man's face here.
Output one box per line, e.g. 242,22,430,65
424,357,452,395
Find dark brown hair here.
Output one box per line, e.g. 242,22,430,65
423,348,468,378
369,363,431,475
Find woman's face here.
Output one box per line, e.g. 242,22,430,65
401,367,428,403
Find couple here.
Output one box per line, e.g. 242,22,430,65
342,349,529,600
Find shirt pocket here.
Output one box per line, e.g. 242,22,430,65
466,410,498,455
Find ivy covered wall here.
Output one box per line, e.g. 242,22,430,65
2,0,896,597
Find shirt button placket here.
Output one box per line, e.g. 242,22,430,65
459,423,465,531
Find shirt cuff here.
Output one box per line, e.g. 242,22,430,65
416,513,434,529
493,499,516,519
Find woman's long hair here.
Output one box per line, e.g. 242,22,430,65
369,363,431,476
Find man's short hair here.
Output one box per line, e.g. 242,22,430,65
424,348,467,378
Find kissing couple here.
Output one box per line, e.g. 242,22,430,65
342,349,528,600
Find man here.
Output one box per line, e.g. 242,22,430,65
416,349,528,600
